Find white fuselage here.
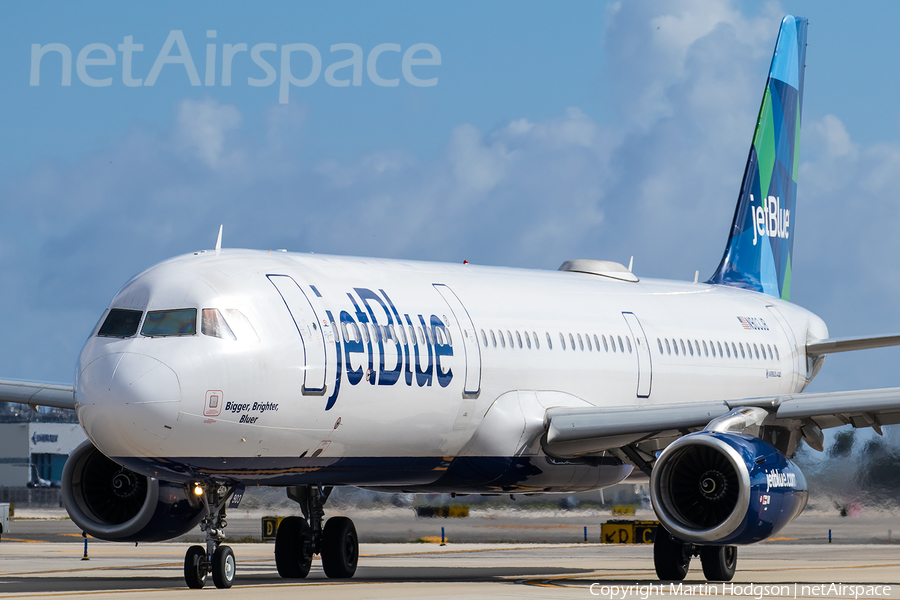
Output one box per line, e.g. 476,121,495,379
74,250,827,492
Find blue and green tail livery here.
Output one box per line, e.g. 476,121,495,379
709,15,807,301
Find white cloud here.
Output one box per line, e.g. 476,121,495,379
174,98,242,169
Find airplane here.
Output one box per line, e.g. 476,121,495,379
3,14,900,589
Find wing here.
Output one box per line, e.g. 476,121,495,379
0,378,75,410
543,387,900,467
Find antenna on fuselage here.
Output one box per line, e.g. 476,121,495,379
215,224,223,255
628,256,634,272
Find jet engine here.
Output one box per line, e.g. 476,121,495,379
650,431,808,545
61,440,205,543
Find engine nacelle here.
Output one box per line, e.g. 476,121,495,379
650,432,807,545
62,440,205,543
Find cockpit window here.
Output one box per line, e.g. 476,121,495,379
98,309,143,338
141,309,197,337
200,308,260,342
201,309,236,340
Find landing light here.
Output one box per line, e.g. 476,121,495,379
193,484,204,497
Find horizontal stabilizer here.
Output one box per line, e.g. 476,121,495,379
806,333,900,356
0,379,75,410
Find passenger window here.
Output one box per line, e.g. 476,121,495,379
658,338,663,354
507,331,514,348
397,324,407,345
490,330,497,347
585,334,592,351
593,335,600,351
416,327,425,345
425,327,433,346
695,340,701,357
717,341,724,357
435,327,446,345
687,340,693,356
710,340,716,357
672,339,678,355
767,344,773,359
569,333,576,350
753,343,760,359
560,333,566,350
202,309,236,340
665,338,671,355
577,334,584,351
480,329,487,347
679,339,686,355
731,342,738,358
141,308,197,337
626,337,632,353
618,336,624,352
546,332,553,349
533,332,540,349
702,340,708,357
739,343,746,359
499,331,506,348
774,345,780,360
408,325,417,345
524,331,532,349
98,308,143,338
515,331,523,348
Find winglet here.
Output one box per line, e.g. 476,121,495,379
215,224,223,255
708,16,808,300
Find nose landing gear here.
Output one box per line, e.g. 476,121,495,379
275,485,359,580
183,483,237,589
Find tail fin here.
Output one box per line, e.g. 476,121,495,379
708,15,808,300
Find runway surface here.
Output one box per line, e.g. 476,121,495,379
2,509,899,599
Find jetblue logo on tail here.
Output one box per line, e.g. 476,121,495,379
751,195,790,246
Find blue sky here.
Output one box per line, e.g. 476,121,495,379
2,0,900,401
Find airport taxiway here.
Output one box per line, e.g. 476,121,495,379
1,509,899,599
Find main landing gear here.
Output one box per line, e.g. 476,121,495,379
653,529,737,582
275,485,359,580
184,483,237,589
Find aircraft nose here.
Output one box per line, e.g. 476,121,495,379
77,352,181,457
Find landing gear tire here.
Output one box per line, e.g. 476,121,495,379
700,546,737,581
212,545,236,588
321,516,359,578
184,545,208,589
654,530,690,581
275,516,312,578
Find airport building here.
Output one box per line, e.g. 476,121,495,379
0,422,85,487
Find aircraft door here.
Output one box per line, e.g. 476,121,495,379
766,304,800,390
268,275,328,395
433,284,481,398
622,312,652,398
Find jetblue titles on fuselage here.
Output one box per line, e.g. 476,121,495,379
325,286,454,410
